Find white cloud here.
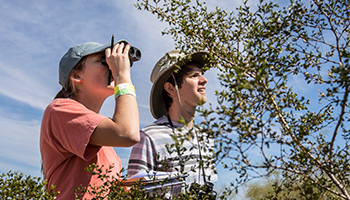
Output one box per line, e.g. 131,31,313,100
0,60,56,110
0,113,42,177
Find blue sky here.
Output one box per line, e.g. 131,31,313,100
0,0,256,194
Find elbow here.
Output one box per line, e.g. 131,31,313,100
124,129,140,147
129,130,140,145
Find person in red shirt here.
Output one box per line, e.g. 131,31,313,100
40,39,140,199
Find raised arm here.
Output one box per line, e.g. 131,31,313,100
89,42,140,147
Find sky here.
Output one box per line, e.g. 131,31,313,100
0,0,255,195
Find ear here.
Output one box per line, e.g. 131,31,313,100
164,82,175,95
70,71,82,84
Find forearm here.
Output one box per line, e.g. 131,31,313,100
89,43,140,147
113,93,140,145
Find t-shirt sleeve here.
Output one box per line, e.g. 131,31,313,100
49,100,106,160
127,131,157,176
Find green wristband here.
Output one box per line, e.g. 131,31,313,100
114,83,136,99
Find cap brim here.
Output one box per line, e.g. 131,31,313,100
150,51,210,119
85,39,129,56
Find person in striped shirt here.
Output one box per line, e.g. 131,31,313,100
127,49,218,195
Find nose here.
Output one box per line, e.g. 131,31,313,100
199,74,207,85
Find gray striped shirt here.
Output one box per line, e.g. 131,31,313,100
127,116,218,186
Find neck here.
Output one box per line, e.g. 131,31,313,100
74,91,105,113
168,105,195,128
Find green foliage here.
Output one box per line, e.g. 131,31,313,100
135,0,350,199
0,166,220,200
244,171,337,200
75,164,219,200
74,164,151,200
0,171,56,199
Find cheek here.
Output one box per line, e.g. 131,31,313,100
89,69,108,84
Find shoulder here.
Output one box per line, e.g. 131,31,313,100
47,98,86,111
141,119,172,137
45,98,97,115
43,98,106,124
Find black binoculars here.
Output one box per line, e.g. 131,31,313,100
100,37,141,85
99,41,141,67
190,182,217,200
118,40,141,65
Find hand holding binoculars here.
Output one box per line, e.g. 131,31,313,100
99,40,141,67
114,40,141,66
102,35,141,85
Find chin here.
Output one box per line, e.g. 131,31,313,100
199,97,207,104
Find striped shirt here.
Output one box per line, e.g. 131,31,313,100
128,116,218,186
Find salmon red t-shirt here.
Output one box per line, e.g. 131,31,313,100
40,98,122,199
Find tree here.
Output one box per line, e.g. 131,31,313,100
135,0,350,199
244,170,339,199
0,171,56,199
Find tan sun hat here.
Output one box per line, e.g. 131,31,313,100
149,49,210,119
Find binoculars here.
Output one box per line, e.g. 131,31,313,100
118,40,141,66
100,41,141,67
190,182,217,200
100,38,141,85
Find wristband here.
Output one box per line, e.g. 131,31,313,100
114,83,136,99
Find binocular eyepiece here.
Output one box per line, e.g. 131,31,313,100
125,42,141,64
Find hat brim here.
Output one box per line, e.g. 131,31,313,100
150,51,210,119
84,39,129,56
59,39,129,88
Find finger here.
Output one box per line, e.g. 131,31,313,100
112,43,120,54
123,43,130,55
105,47,111,57
116,42,125,54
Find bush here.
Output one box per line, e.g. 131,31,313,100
75,164,220,200
0,171,56,199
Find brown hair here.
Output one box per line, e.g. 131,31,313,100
161,61,202,111
54,57,86,99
